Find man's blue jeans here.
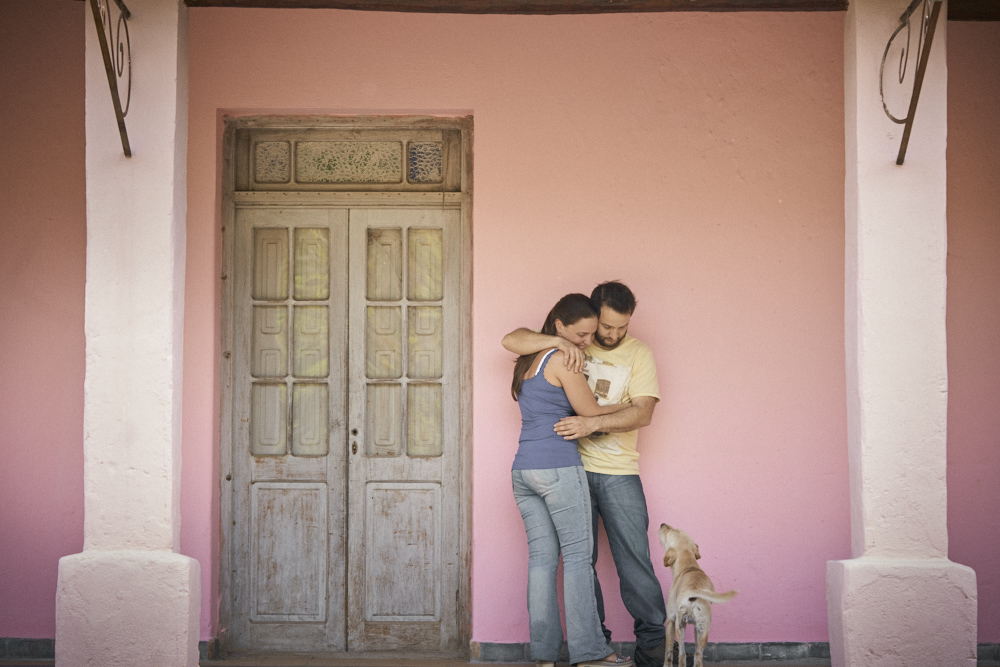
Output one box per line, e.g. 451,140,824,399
587,472,667,651
512,466,614,664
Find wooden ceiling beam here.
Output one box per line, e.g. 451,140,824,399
183,0,848,13
948,0,1000,21
173,0,994,21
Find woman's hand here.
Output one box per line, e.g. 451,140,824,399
554,337,586,373
502,328,585,373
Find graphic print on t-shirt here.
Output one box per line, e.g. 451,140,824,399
583,356,631,407
578,335,659,475
581,357,632,452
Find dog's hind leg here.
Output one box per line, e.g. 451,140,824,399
674,620,687,667
692,615,710,667
663,619,675,667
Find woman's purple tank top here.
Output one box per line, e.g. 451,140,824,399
512,349,584,470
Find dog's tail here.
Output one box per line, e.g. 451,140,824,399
688,589,738,604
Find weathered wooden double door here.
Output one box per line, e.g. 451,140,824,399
226,122,466,654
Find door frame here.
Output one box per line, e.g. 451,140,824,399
218,114,473,656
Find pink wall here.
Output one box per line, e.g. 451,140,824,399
0,0,86,639
947,22,1000,643
1,0,998,647
184,8,850,643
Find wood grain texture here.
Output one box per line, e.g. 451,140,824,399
949,0,1000,21
181,0,1000,19
223,117,470,655
185,0,846,10
77,0,1000,19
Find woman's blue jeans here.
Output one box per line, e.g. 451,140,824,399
512,466,613,664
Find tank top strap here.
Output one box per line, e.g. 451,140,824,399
533,348,559,377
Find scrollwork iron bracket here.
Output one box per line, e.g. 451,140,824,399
879,0,944,165
89,0,132,157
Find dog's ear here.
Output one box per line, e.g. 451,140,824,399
663,548,676,567
694,544,702,560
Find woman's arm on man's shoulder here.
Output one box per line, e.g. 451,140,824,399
501,328,585,372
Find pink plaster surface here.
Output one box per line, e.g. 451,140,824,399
1,0,998,649
184,9,850,643
947,21,1000,643
0,0,86,639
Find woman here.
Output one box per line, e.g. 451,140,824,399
509,293,633,667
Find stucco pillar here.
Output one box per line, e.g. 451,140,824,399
828,1,976,665
55,2,199,666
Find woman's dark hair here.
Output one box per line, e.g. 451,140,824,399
511,293,598,400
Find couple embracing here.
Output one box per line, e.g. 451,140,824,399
503,282,667,667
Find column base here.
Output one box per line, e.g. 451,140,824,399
56,551,200,667
827,557,976,667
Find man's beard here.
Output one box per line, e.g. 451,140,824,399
595,332,626,350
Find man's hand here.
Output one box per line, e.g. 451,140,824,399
556,397,657,440
554,415,597,440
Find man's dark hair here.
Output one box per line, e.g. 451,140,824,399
591,281,636,315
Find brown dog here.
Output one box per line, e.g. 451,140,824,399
659,524,737,667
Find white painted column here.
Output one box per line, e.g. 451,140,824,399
55,2,200,665
828,1,976,665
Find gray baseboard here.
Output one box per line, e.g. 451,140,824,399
471,641,1000,664
200,638,223,661
0,638,54,660
471,641,830,664
981,643,1000,666
1,638,998,664
0,637,214,662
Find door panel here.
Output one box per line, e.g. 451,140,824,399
347,207,461,652
365,482,441,620
232,207,349,651
231,204,461,653
250,482,328,622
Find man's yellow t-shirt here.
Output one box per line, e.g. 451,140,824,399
577,335,660,475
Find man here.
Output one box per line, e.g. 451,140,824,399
502,281,667,667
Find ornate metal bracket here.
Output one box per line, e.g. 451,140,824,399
89,0,132,157
879,0,943,165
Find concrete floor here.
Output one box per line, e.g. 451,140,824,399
0,657,829,667
5,648,994,666
199,658,827,667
